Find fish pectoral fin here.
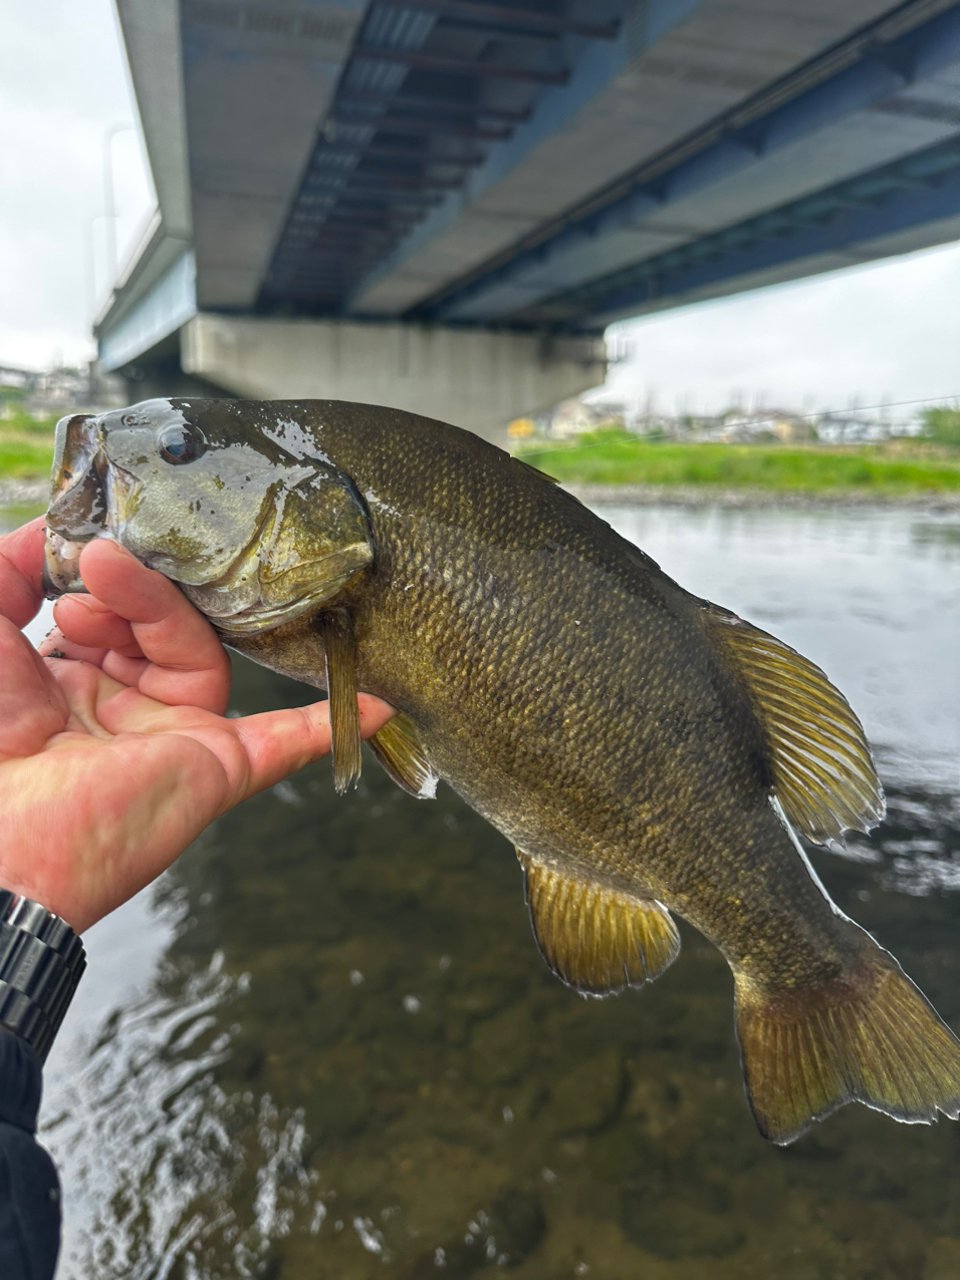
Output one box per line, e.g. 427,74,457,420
735,923,960,1145
519,852,680,996
369,713,438,799
317,608,362,794
701,603,884,846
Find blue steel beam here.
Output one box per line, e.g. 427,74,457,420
414,1,960,325
343,0,683,314
263,1,633,313
532,135,960,332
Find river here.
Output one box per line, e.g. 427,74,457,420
3,499,959,1279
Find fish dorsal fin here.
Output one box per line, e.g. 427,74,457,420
317,609,362,794
513,457,559,484
519,852,680,995
369,713,438,799
701,604,884,846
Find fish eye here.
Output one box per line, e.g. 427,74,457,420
157,424,205,465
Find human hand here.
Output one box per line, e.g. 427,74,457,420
0,518,394,933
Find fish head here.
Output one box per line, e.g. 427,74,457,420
44,398,374,633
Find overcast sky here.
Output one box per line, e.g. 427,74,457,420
3,0,960,419
1,0,154,372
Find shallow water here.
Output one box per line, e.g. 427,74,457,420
4,502,960,1279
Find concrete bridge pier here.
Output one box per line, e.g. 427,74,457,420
176,314,605,445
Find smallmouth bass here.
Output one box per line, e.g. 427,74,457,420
43,398,960,1144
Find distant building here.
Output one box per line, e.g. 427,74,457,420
1,362,128,419
533,395,905,448
27,367,91,415
547,398,625,439
0,366,35,420
0,365,36,391
711,410,817,444
817,414,890,444
506,417,536,440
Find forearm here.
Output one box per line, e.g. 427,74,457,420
0,1029,61,1280
0,890,85,1280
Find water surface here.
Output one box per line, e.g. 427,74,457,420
4,502,959,1279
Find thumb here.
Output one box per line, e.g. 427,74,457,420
229,693,395,802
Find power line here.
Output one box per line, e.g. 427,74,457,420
763,392,960,423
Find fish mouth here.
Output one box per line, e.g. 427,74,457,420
43,413,108,599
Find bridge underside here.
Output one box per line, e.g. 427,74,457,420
97,0,960,431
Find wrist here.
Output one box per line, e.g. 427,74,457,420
0,890,86,1062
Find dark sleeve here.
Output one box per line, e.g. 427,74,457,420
0,1028,61,1280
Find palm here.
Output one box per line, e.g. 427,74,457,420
0,520,393,932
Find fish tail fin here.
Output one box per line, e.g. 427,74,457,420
734,928,960,1145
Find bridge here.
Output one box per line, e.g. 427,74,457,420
98,0,960,438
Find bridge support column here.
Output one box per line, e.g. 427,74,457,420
180,313,606,443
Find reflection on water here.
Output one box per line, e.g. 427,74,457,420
15,502,959,1279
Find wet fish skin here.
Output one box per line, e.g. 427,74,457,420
228,402,843,976
44,398,960,1143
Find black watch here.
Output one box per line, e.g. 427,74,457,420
0,890,86,1062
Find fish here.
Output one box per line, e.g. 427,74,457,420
43,397,960,1145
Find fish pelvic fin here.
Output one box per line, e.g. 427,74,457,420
519,852,680,996
701,604,884,845
317,608,362,794
369,713,438,799
734,927,960,1145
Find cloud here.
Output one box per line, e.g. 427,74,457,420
0,0,154,370
599,241,960,418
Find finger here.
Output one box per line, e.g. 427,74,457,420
78,539,230,713
39,628,109,667
0,517,47,629
93,688,396,802
101,651,151,687
44,656,127,737
0,618,69,757
230,694,396,802
53,595,141,658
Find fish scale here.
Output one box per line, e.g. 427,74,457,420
43,396,960,1145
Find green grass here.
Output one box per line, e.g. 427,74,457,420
920,406,960,448
0,408,58,480
516,432,960,493
4,419,959,493
0,436,55,480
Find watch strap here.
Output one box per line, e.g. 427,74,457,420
0,891,86,1063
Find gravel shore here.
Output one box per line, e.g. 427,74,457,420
0,479,47,508
566,483,960,512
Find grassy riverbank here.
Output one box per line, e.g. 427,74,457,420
517,432,960,494
0,406,58,480
0,436,55,479
3,417,960,497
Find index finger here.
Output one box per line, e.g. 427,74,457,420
77,538,231,713
0,517,46,629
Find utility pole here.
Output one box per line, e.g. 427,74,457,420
102,123,135,287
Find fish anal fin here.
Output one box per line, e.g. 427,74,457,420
317,609,362,794
369,713,438,799
701,604,884,845
519,852,680,996
735,927,960,1145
